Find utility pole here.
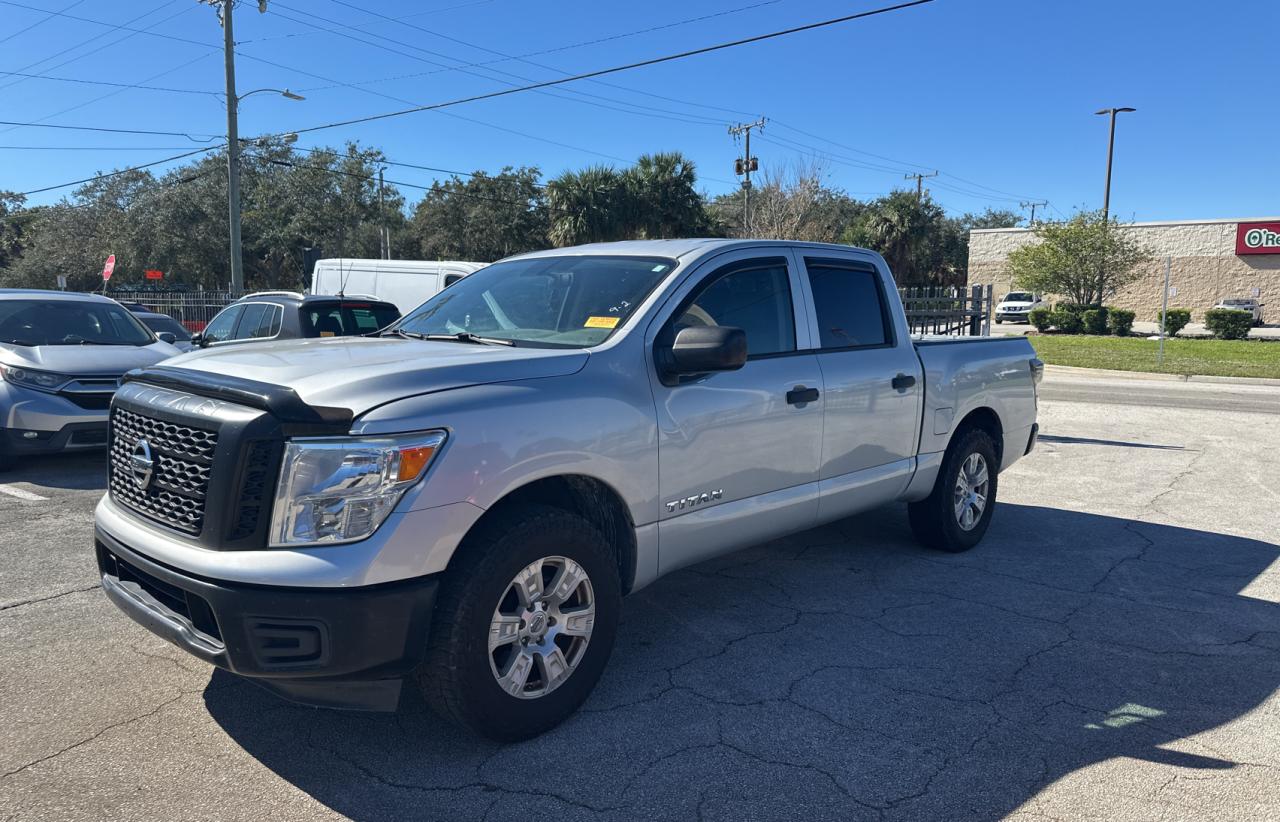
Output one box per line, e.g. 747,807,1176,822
1095,107,1136,221
220,0,243,292
378,167,389,260
1020,200,1048,225
729,118,765,236
202,0,275,292
904,170,938,202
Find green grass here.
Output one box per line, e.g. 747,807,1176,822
1028,334,1280,379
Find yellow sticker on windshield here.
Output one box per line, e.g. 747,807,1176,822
584,316,620,329
319,331,335,337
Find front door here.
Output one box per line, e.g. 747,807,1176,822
647,249,824,574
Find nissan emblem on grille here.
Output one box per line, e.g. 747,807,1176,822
130,440,155,490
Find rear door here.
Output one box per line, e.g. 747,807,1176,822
648,247,824,574
794,253,923,520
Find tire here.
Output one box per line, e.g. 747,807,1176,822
994,318,1003,324
908,427,999,553
417,504,621,741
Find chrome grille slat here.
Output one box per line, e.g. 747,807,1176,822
109,406,218,535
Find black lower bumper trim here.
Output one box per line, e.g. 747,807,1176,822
3,421,108,455
1025,423,1039,455
96,526,439,712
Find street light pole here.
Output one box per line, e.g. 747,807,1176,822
1095,107,1136,221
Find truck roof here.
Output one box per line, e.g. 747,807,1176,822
508,238,879,261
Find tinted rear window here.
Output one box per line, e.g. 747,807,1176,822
805,264,891,349
303,302,400,337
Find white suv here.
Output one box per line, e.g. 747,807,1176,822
1212,298,1264,326
995,292,1043,324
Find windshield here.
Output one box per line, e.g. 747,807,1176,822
139,314,192,340
1004,292,1034,302
394,255,676,347
1221,299,1252,306
0,299,155,346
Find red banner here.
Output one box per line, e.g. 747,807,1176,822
144,269,164,280
1236,222,1280,255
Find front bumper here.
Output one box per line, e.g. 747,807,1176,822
95,525,439,711
996,311,1032,322
2,383,111,453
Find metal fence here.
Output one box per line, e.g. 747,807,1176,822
107,284,995,338
107,290,245,333
899,285,992,337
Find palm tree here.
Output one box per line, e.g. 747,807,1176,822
546,166,626,247
623,152,707,239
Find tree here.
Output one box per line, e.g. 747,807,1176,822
710,161,864,243
843,190,956,285
410,167,547,262
621,152,709,239
0,192,35,272
546,152,712,247
1007,210,1151,306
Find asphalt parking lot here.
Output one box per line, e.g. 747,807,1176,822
2,370,1278,821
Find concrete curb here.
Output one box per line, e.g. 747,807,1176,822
1043,364,1280,388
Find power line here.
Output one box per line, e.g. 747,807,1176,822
238,0,499,44
0,0,87,46
0,145,198,150
268,1,936,140
19,146,224,196
0,0,218,50
0,0,189,95
0,69,219,96
0,120,221,140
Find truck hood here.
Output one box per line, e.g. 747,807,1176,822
156,337,589,414
0,341,178,375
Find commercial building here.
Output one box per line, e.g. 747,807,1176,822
967,217,1280,320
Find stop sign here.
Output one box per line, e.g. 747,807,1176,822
102,254,116,282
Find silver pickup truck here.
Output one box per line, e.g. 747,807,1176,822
95,239,1041,741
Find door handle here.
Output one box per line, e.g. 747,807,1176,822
891,373,917,390
786,386,820,405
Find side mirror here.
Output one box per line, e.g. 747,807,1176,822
157,332,177,345
662,325,747,381
190,332,206,348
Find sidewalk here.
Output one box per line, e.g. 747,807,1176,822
991,320,1280,340
1043,363,1280,387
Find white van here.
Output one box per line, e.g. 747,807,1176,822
310,259,486,315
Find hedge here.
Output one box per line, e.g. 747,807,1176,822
1082,307,1109,335
1204,308,1253,340
1162,308,1191,336
1028,306,1053,332
1052,308,1084,334
1107,309,1136,336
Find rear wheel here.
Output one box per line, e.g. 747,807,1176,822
417,504,620,741
908,428,998,553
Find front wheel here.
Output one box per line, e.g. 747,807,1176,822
908,428,998,553
417,505,620,741
994,318,1003,324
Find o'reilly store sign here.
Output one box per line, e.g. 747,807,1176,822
1237,221,1280,255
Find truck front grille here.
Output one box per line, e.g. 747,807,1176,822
109,406,218,535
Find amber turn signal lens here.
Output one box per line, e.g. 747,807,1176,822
396,445,437,482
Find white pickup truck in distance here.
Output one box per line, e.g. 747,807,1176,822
95,239,1042,741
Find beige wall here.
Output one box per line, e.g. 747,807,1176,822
968,219,1280,321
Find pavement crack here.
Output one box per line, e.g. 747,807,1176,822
0,584,100,613
2,691,187,779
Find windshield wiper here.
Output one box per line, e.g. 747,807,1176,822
424,332,515,347
382,329,516,346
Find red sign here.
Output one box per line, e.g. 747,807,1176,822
101,254,116,281
144,269,164,280
1236,221,1280,255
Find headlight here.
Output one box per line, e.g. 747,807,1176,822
0,364,70,391
269,431,446,547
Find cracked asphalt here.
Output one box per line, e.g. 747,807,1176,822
2,369,1278,821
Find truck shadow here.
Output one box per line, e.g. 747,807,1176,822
204,503,1279,821
3,450,107,491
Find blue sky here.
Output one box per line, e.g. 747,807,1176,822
3,0,1277,221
